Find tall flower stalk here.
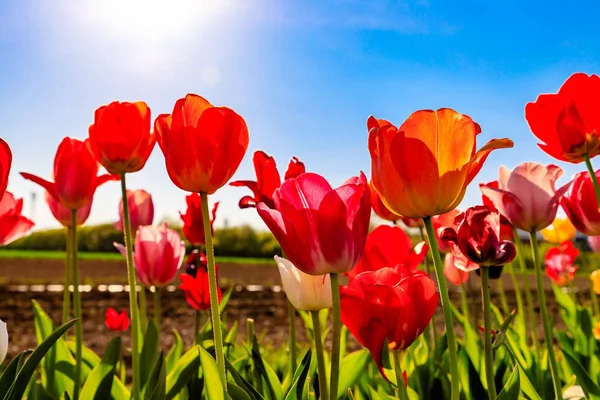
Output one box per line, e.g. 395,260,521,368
329,273,341,400
423,217,460,400
62,227,71,324
311,310,328,400
120,174,141,399
71,211,82,400
481,267,496,400
200,192,227,393
529,232,562,397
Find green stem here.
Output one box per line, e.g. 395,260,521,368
154,287,161,333
287,299,297,373
139,286,147,331
423,217,460,400
247,318,263,392
506,262,527,335
62,227,72,325
393,351,408,400
496,274,510,316
200,192,227,393
584,153,600,210
311,310,329,400
329,273,341,400
419,226,437,353
513,228,541,359
460,280,470,327
194,311,201,345
481,267,497,400
120,173,141,400
529,231,562,398
71,211,82,400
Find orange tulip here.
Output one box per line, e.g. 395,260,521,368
88,101,155,174
155,94,249,194
368,109,513,218
368,181,401,222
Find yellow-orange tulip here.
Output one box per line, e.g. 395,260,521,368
368,108,514,218
540,217,576,244
591,270,600,295
594,321,600,341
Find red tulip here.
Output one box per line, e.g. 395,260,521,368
439,206,516,268
340,267,438,378
368,181,401,222
400,217,424,228
230,150,306,209
0,192,34,246
115,224,185,287
115,189,154,232
88,101,155,174
561,169,600,236
545,242,579,287
21,137,119,210
525,73,600,163
347,225,428,279
431,209,461,253
105,308,130,332
155,94,249,194
480,181,514,241
480,162,566,232
180,251,222,311
180,194,219,246
444,253,471,285
257,172,371,275
0,138,12,202
45,191,91,228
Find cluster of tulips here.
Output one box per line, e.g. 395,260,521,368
1,72,600,400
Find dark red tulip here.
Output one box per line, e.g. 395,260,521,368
439,206,516,268
0,192,35,246
155,94,249,194
105,308,130,332
347,225,428,279
0,138,12,202
180,251,221,311
21,137,119,210
257,172,371,275
545,241,579,287
88,101,155,174
230,150,305,209
340,267,438,378
180,194,218,246
431,209,461,253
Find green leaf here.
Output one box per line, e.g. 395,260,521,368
166,330,183,374
0,351,32,395
517,365,542,400
225,359,264,400
198,346,225,400
228,382,253,400
284,349,311,400
497,364,520,400
219,287,233,315
337,350,369,399
66,340,101,371
493,309,518,350
562,348,600,396
141,320,160,389
79,336,123,400
166,347,200,399
3,319,78,400
250,335,284,400
142,352,167,400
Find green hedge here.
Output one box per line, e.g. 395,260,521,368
5,224,282,258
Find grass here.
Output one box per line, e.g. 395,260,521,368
0,249,273,265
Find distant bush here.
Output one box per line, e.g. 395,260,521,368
4,223,282,258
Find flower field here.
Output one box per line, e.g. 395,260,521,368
3,74,600,400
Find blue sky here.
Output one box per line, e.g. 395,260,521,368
1,0,599,230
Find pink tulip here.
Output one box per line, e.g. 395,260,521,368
480,162,566,232
0,192,34,245
45,191,91,227
115,189,154,232
443,253,472,285
432,209,461,253
115,223,185,287
257,172,371,275
589,236,600,253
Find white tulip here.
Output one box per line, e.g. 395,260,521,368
0,319,7,365
275,256,332,311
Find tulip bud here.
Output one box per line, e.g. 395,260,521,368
275,256,332,311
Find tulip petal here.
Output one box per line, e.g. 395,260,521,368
0,214,34,246
284,156,305,181
0,138,11,202
20,172,58,200
465,138,515,186
252,151,281,199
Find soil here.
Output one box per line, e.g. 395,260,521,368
0,257,591,359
